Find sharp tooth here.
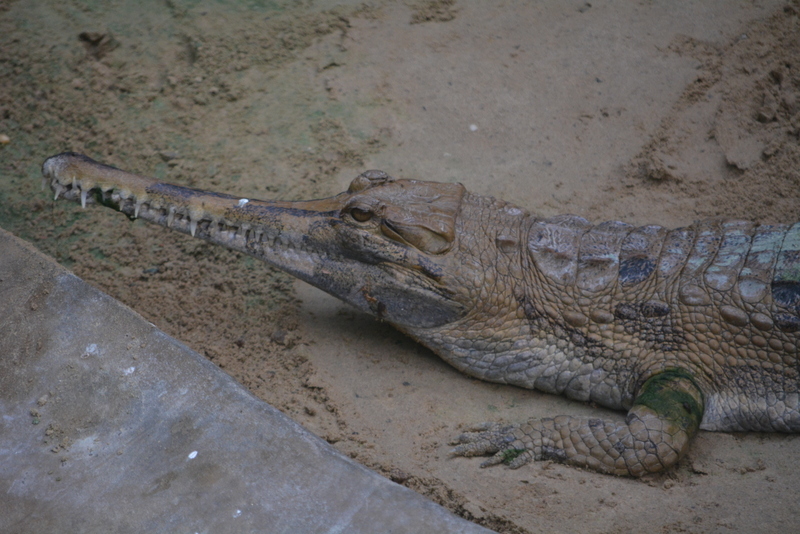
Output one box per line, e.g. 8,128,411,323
80,189,88,209
190,219,198,237
72,176,78,188
135,200,143,218
167,206,176,227
53,184,64,200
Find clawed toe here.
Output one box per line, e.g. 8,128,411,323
449,439,498,457
449,423,528,467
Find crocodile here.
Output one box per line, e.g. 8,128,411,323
41,152,800,476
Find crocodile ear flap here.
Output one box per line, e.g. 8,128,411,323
380,218,452,254
380,181,465,255
348,170,395,193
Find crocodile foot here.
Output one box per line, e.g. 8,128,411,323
450,422,542,469
450,419,567,469
450,369,705,476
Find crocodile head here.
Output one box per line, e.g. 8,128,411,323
263,169,470,329
43,153,486,330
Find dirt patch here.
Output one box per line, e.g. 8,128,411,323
409,0,458,24
618,4,800,226
2,1,800,533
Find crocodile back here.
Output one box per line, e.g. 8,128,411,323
525,216,800,432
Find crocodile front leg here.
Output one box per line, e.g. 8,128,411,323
451,368,704,476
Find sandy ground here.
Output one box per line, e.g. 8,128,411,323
2,1,800,532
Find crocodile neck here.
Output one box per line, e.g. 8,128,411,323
400,193,625,405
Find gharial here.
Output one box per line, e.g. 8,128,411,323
41,152,799,477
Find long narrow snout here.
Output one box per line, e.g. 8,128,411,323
42,152,359,292
42,152,463,329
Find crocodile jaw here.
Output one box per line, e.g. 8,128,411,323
42,153,464,329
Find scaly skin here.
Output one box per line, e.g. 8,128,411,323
41,152,800,476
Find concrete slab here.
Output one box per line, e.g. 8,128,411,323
0,228,492,534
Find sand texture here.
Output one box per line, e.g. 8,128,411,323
2,1,799,532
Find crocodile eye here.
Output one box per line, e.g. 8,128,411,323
350,207,373,223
